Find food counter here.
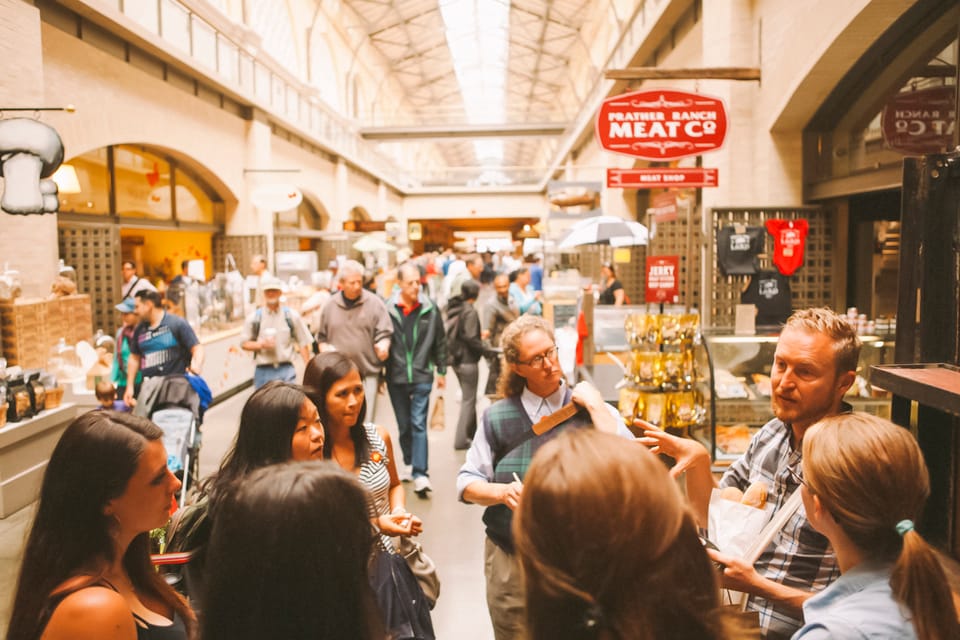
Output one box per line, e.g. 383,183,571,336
0,404,77,517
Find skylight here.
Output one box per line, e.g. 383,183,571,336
439,0,510,165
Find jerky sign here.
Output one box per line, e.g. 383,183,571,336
596,89,728,160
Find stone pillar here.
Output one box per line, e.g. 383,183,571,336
0,0,59,297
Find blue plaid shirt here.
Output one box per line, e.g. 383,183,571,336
719,412,845,640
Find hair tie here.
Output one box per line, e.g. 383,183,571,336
582,602,606,631
895,519,914,536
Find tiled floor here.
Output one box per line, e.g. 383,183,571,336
0,365,496,638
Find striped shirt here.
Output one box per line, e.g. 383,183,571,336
719,414,843,640
358,423,395,552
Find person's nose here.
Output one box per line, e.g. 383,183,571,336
168,469,182,494
311,424,325,444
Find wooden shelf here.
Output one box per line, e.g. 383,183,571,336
870,364,960,417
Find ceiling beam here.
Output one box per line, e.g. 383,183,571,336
605,67,762,81
360,122,569,140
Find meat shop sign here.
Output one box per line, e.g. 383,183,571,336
596,89,728,161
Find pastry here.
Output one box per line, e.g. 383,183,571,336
741,481,768,509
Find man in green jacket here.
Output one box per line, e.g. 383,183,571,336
386,263,447,497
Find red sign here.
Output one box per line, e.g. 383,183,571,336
881,86,956,155
647,192,678,222
646,256,680,303
596,89,728,160
608,168,718,189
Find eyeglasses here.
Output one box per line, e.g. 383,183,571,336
516,346,558,368
787,465,806,487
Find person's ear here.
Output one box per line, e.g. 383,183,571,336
836,370,856,397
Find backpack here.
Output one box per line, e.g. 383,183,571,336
445,309,463,366
251,307,317,354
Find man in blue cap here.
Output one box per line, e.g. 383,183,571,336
111,297,142,402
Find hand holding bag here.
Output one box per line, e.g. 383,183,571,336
398,535,441,608
429,394,445,431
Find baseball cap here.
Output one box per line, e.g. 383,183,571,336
115,298,136,313
262,277,284,291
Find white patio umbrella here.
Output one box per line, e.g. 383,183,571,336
353,235,397,253
558,215,649,249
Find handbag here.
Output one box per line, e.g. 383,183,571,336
397,535,441,608
370,547,435,640
429,394,445,430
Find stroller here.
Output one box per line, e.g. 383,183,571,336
141,374,203,506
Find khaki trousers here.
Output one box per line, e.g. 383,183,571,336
484,537,526,640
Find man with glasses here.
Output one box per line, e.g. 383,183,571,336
119,260,156,302
457,315,632,639
642,308,860,639
385,262,446,497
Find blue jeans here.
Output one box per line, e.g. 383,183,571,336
253,362,296,389
387,381,433,479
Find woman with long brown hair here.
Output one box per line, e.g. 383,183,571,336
513,428,733,640
795,413,960,639
8,411,196,640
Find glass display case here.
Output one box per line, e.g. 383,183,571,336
690,331,895,463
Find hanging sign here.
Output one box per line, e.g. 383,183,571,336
609,167,718,189
647,191,678,222
881,86,956,155
250,183,302,211
646,255,680,303
596,89,728,161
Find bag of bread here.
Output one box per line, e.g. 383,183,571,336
707,482,776,559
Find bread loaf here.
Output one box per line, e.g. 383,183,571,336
741,481,768,509
720,486,744,502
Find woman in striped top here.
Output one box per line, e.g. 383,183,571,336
303,352,423,546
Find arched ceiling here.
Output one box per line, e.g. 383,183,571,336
341,0,612,189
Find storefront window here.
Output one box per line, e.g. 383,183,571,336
810,36,957,183
115,145,173,220
57,147,110,214
174,168,218,224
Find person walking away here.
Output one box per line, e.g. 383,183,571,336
384,263,447,496
642,307,860,639
112,298,142,401
119,260,156,302
449,253,483,300
481,274,518,398
316,259,393,424
457,315,633,639
241,277,314,388
123,290,204,408
446,280,484,450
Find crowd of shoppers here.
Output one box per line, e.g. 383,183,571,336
11,243,960,640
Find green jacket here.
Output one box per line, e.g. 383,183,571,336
385,292,447,385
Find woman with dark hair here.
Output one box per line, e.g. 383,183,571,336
204,380,325,511
8,411,196,640
201,461,382,640
598,262,624,305
508,267,542,316
794,413,960,639
303,351,433,639
514,429,734,640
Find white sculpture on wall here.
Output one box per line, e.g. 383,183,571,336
0,118,64,215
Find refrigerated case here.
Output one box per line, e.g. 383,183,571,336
690,331,895,462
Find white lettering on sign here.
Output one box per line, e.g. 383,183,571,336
650,264,675,277
608,120,718,139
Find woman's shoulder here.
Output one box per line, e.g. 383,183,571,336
41,585,136,639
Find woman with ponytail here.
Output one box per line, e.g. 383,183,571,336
795,412,960,639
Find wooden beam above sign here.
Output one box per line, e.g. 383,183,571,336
605,67,761,81
343,220,387,232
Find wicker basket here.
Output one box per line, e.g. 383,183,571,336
44,386,64,410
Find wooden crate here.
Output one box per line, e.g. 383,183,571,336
0,295,93,369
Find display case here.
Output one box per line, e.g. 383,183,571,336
690,331,895,462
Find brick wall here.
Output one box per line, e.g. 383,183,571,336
0,0,59,297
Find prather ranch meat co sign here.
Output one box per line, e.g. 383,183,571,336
596,89,728,161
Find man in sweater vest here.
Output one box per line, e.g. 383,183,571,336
456,315,634,639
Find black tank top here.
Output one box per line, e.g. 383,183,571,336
37,576,188,640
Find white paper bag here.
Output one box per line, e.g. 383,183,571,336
707,488,775,558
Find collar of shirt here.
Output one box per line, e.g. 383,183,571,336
396,298,421,317
520,380,566,423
